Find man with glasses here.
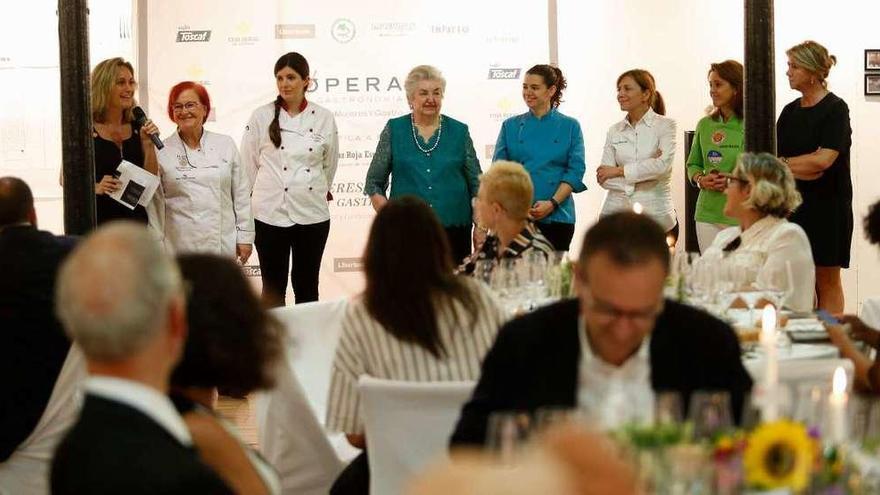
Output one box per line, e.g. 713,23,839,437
450,211,752,446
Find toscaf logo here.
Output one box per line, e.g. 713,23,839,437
176,29,211,42
331,19,356,43
488,67,521,80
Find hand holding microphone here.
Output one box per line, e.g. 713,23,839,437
132,106,164,150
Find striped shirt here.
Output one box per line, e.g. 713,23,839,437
458,221,556,275
325,278,507,434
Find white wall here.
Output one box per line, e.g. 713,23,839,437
558,0,880,312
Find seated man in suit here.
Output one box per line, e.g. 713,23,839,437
51,222,231,494
0,177,79,493
450,211,753,446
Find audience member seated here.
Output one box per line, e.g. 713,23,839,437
0,177,78,494
51,223,231,494
827,199,880,391
458,161,556,274
170,254,284,494
325,196,508,494
450,211,753,446
703,152,815,312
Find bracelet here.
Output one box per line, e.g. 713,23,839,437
693,173,703,189
780,156,790,165
549,198,560,210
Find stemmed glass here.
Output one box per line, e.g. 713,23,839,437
689,390,734,441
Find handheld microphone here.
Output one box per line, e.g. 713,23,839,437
132,106,164,150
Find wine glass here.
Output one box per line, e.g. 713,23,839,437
654,391,684,425
486,411,532,464
688,391,733,440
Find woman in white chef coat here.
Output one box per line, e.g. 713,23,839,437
241,52,339,307
158,81,255,263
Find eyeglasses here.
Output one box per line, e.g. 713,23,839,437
725,176,748,188
172,101,201,113
583,288,664,325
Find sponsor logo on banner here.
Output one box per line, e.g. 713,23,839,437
242,265,261,277
227,21,260,46
489,97,517,122
485,34,520,44
371,21,416,37
309,72,403,93
485,145,496,160
275,24,316,39
176,29,212,42
334,258,364,272
430,24,470,35
185,65,210,86
331,19,356,43
488,67,521,80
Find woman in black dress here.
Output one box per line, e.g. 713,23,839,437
90,57,160,225
777,40,852,313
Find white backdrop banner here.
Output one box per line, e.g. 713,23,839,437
144,0,549,300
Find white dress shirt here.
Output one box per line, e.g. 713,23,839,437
599,109,677,231
158,130,255,257
577,318,654,430
85,376,192,446
704,215,816,312
240,101,339,227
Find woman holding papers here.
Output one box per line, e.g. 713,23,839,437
157,81,254,264
90,57,160,225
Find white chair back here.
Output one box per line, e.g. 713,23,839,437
358,376,475,495
255,360,344,495
270,298,348,422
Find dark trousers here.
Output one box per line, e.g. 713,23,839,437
444,224,472,267
537,221,576,252
254,219,330,307
330,451,369,495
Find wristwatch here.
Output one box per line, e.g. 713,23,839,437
549,198,560,210
693,173,704,189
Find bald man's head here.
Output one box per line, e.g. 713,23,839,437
0,177,35,228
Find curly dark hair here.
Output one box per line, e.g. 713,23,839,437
170,254,283,396
865,200,880,246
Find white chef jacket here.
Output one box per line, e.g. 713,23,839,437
599,109,677,231
157,130,255,257
704,215,816,312
240,100,339,227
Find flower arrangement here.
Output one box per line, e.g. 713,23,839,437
743,420,815,492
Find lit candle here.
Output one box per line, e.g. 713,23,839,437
828,366,848,444
632,202,644,214
761,305,778,421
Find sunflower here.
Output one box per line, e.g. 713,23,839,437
743,420,814,491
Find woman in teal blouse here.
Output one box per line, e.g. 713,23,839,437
493,64,587,251
365,65,480,264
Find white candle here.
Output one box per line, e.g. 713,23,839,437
761,305,778,421
632,202,644,214
829,366,848,444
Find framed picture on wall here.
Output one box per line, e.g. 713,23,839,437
866,49,880,70
867,74,880,96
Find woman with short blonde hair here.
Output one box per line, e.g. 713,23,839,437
704,152,815,312
777,40,852,312
459,161,555,274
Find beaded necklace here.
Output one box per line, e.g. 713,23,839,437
411,114,442,156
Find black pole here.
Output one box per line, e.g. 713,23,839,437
683,131,699,253
744,0,776,154
58,0,96,235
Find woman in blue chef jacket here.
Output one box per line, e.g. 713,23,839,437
493,64,587,252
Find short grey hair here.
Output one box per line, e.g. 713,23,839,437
56,222,183,361
404,65,446,102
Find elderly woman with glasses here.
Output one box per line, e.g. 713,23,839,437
157,81,254,264
459,160,555,274
703,152,815,312
365,65,481,265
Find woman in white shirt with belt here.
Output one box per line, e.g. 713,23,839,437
158,81,254,262
241,52,339,307
597,69,678,238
